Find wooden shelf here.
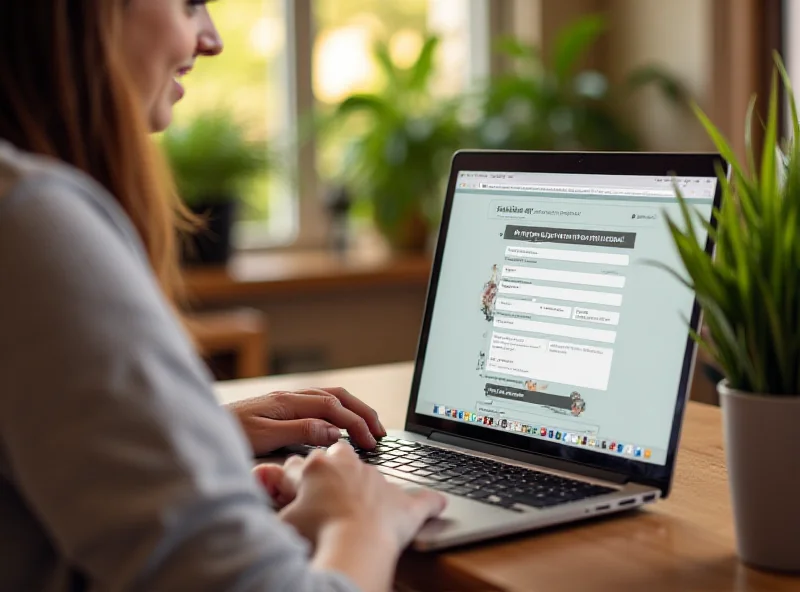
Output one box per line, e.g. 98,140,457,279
181,248,433,305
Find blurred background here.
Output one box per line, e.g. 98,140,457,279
175,0,785,404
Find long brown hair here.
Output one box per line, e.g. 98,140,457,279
0,1,189,303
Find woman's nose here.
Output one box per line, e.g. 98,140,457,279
197,10,223,57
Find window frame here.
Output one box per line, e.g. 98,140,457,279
235,0,498,251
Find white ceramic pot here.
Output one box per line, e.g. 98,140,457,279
718,381,800,572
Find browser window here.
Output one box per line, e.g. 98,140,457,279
415,170,717,465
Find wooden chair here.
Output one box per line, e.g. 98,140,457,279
185,307,268,379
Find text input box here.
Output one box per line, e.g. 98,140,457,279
498,280,623,306
494,316,617,344
487,332,614,390
505,246,629,266
573,307,620,326
495,298,571,319
502,265,626,288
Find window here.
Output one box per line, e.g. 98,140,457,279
182,0,490,249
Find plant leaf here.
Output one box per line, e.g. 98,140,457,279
408,36,440,92
551,15,606,83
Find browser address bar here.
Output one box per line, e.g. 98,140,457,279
479,183,676,198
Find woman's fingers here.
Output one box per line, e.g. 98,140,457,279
308,387,386,438
271,391,377,449
252,463,298,507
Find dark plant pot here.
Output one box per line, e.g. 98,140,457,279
182,200,237,267
376,208,431,253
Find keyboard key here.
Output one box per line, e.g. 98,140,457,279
431,483,455,491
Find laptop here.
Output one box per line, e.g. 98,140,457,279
288,150,725,551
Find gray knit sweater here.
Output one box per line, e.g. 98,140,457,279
0,142,358,592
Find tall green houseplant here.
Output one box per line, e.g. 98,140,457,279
664,56,800,572
322,35,464,251
475,15,688,151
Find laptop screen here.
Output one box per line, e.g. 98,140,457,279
413,170,717,466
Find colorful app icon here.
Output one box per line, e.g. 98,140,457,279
488,417,495,426
540,427,547,436
609,441,616,450
634,447,643,457
617,443,624,453
548,430,554,438
644,449,652,459
457,410,464,420
563,432,570,442
555,431,562,440
625,444,634,455
482,417,489,425
433,405,440,415
589,439,596,447
572,434,579,444
581,436,588,445
601,441,607,449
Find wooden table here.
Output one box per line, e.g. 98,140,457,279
215,363,799,592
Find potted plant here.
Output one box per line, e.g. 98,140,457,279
320,35,465,252
162,110,269,266
474,15,689,151
664,57,800,572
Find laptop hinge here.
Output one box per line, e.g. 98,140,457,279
428,431,628,485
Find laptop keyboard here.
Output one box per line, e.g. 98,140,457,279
339,437,615,512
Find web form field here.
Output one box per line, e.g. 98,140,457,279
573,307,620,325
502,265,626,288
495,298,571,319
486,331,614,390
494,316,617,344
499,280,623,306
505,246,630,266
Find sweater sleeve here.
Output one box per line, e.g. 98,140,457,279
0,173,360,592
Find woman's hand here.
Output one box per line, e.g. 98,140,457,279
254,444,446,592
227,387,386,456
255,441,446,552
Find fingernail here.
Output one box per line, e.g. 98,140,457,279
328,427,341,441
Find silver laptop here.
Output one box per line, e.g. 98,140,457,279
291,151,724,551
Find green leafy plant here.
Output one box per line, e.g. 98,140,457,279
475,15,689,151
664,55,800,395
319,35,465,250
162,110,270,207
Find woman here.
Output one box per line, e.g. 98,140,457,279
0,2,445,591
